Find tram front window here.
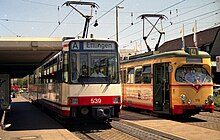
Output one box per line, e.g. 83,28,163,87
71,52,119,84
175,66,212,84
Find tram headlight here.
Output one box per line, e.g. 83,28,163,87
188,99,191,105
113,97,120,103
207,94,214,104
69,97,78,105
180,94,186,104
205,99,209,104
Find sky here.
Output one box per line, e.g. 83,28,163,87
0,0,220,52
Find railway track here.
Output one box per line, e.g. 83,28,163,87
69,123,140,140
69,120,178,140
67,110,185,140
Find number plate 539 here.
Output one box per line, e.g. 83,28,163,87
91,98,102,104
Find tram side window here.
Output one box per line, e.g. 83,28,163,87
51,64,56,83
36,70,41,84
56,53,63,83
135,67,142,84
127,67,135,84
29,74,35,84
143,65,151,84
63,52,68,83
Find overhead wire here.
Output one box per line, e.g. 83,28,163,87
1,1,214,25
0,22,20,37
108,20,142,39
75,0,125,37
165,12,220,38
120,0,218,47
1,0,219,39
168,1,216,21
0,18,55,23
121,9,220,49
20,0,57,7
48,8,74,37
108,0,186,39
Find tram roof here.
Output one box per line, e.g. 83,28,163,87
121,50,210,64
63,37,117,42
0,37,62,78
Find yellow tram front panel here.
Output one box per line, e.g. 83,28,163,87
170,56,214,114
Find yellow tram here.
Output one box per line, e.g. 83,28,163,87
120,48,214,116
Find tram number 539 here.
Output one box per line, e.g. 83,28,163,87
91,98,102,104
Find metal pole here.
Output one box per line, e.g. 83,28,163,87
116,6,119,42
116,6,123,42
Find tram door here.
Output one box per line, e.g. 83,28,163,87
153,63,170,113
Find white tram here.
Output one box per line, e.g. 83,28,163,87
29,38,122,122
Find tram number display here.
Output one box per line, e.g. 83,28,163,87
91,98,102,104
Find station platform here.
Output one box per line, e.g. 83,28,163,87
0,95,80,140
123,112,220,140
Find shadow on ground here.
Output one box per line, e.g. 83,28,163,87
4,101,63,131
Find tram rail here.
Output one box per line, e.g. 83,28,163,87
69,121,178,140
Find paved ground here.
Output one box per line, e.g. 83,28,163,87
0,95,80,140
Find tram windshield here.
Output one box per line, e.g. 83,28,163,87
175,66,212,84
70,52,119,84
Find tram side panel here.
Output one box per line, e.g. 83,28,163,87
121,62,154,111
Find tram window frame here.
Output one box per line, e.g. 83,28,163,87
127,67,135,84
142,65,151,84
56,53,63,83
36,69,41,84
135,66,142,84
120,69,127,84
63,52,68,83
70,53,77,81
123,69,126,84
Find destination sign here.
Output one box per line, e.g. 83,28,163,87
84,42,115,50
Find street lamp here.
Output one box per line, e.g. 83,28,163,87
116,5,124,42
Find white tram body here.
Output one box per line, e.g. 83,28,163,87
29,38,122,121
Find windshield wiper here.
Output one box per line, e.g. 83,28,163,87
201,75,209,86
74,69,85,86
107,77,112,86
178,76,195,86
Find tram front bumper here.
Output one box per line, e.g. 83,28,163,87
70,106,116,119
172,105,214,115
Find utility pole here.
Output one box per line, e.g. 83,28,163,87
116,6,124,42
